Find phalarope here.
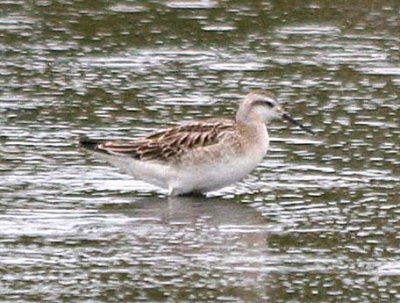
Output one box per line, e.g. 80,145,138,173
79,91,314,196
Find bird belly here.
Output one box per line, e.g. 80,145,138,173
170,145,268,195
91,152,173,189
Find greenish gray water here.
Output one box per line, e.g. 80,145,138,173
1,1,399,302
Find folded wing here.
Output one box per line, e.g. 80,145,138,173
79,119,235,162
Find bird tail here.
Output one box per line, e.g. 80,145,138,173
78,136,104,152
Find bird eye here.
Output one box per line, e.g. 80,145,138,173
265,100,274,107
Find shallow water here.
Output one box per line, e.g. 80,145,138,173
1,1,400,302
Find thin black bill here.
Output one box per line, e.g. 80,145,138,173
282,113,315,135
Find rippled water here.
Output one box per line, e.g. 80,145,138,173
1,1,399,302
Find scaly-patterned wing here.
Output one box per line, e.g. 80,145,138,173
79,119,235,162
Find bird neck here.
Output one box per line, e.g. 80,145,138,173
237,119,268,140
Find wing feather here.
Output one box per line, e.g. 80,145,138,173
79,119,235,162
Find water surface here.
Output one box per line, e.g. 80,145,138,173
1,1,399,302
